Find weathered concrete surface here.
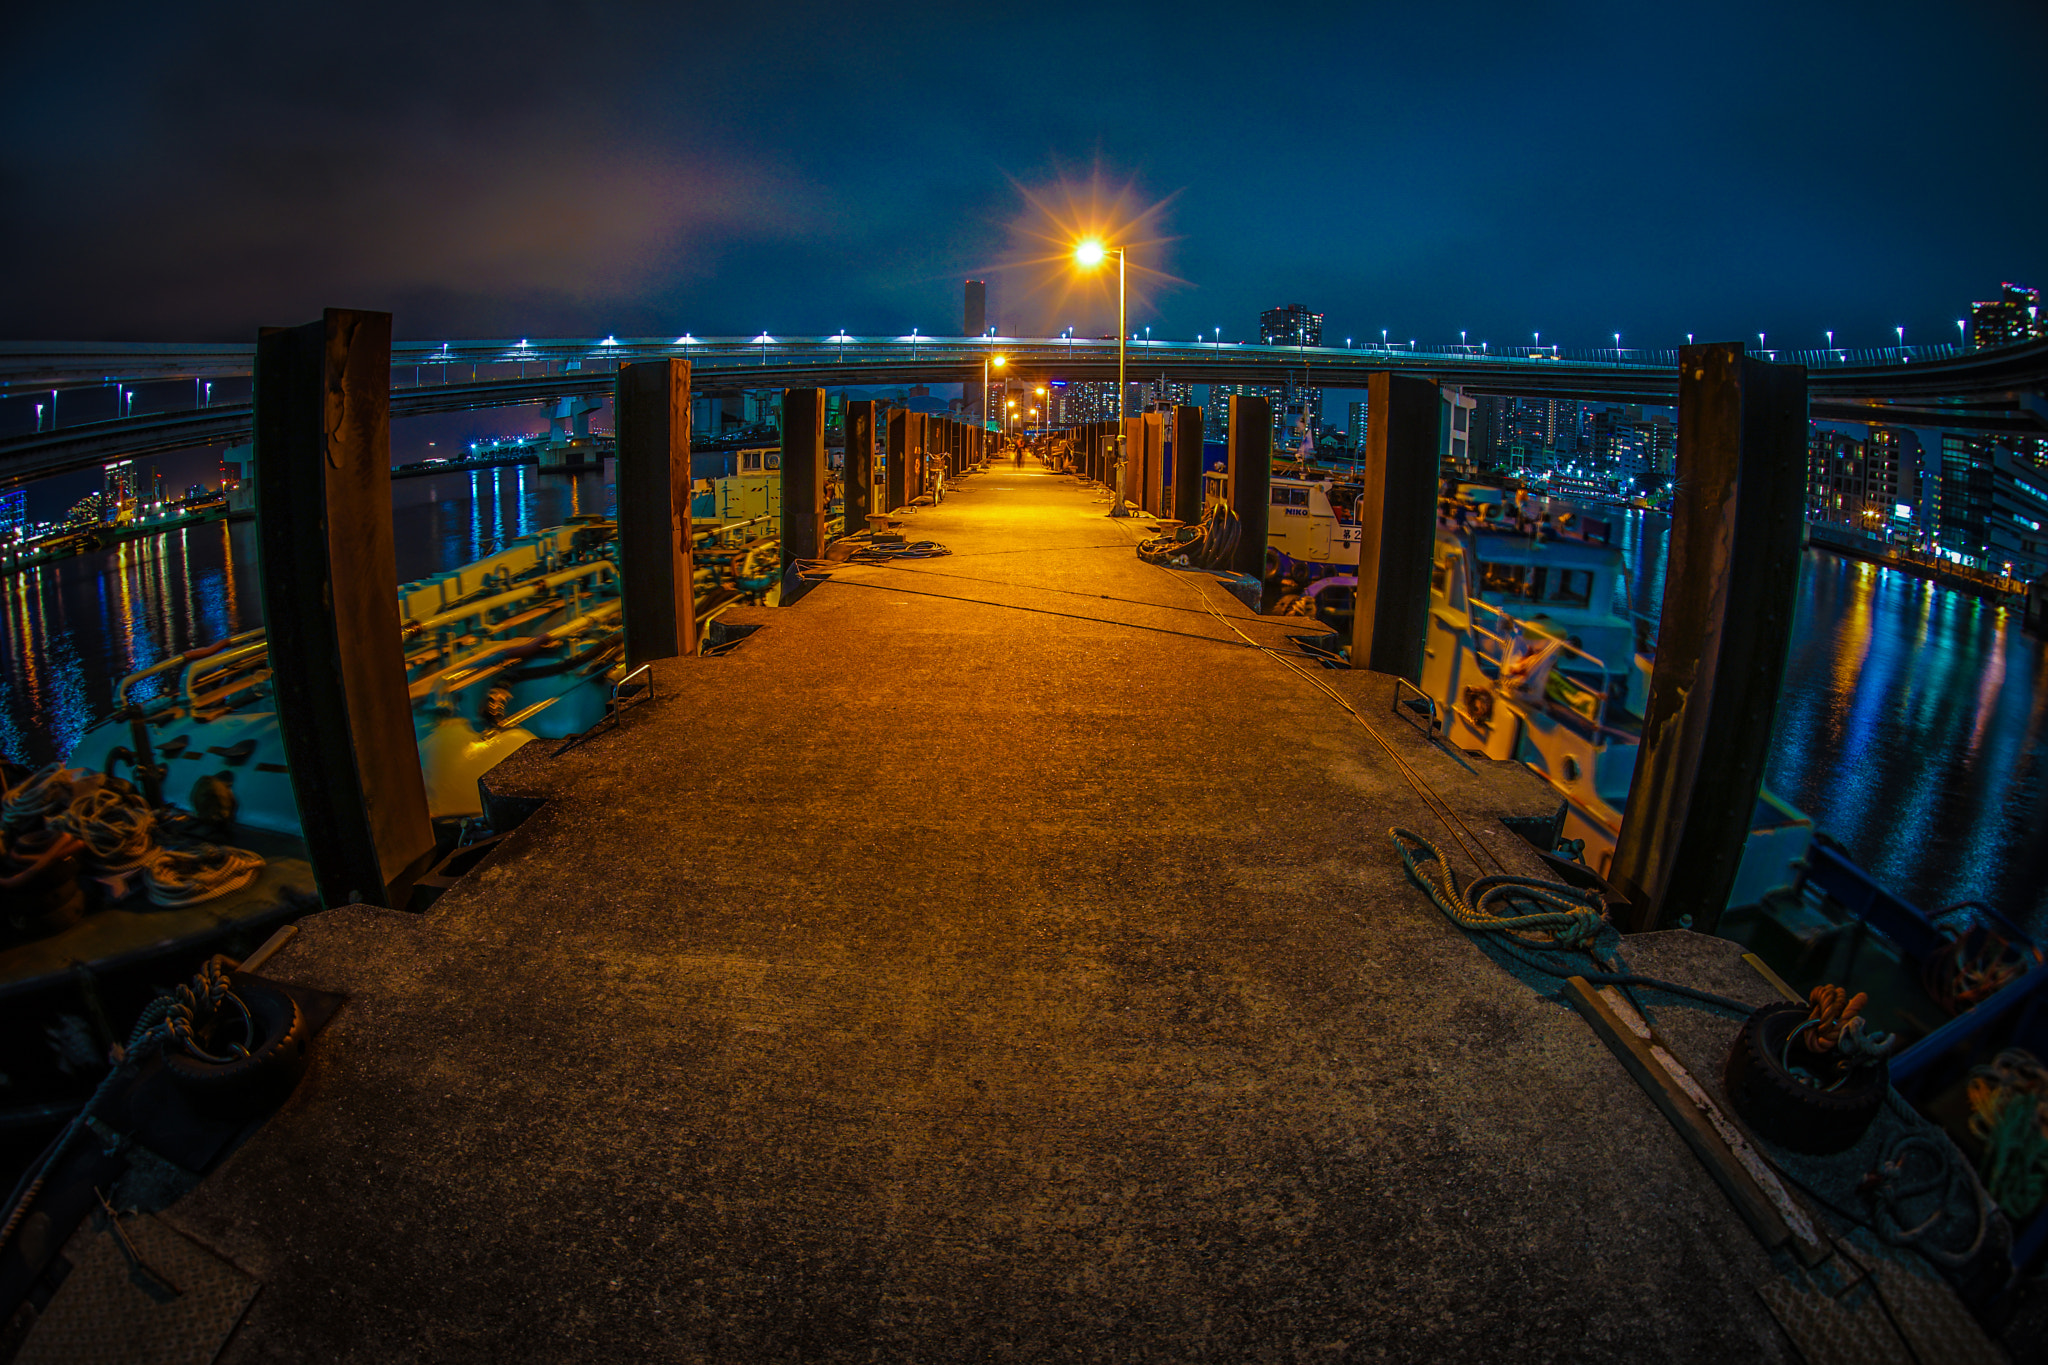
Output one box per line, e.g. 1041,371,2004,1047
165,465,1799,1362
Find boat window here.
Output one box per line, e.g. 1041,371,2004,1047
1478,561,1545,600
741,452,761,472
1549,569,1594,609
1271,486,1309,507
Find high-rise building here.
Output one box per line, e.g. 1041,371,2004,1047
1968,282,2043,350
1932,432,2048,576
1347,400,1370,453
1864,428,1927,544
964,280,987,338
1259,304,1323,348
0,488,25,541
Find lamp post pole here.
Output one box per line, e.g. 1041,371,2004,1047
1113,246,1129,515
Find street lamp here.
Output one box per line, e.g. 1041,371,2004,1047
1074,236,1130,516
1956,319,1967,348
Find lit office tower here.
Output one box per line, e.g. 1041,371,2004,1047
1348,400,1369,452
1259,304,1323,347
1936,432,2048,578
0,488,25,540
1866,428,1928,545
1968,282,2042,349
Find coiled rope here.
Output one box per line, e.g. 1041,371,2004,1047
50,788,156,872
0,958,255,1258
2,763,77,832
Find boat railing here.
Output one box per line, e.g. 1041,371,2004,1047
185,640,273,714
115,627,267,709
406,559,618,638
1467,599,1626,736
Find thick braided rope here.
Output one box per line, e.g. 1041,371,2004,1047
2,763,78,832
50,788,155,871
1390,827,1609,950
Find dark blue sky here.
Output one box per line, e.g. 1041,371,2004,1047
4,1,2042,351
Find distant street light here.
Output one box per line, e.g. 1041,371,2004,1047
985,351,1006,430
1956,319,1967,347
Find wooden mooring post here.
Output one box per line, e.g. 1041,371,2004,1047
615,359,696,665
254,308,434,909
1610,343,1808,933
781,388,827,581
1172,405,1204,522
885,409,909,513
1227,395,1272,578
1352,373,1440,678
844,400,877,532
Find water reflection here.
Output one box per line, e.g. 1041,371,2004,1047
0,467,612,770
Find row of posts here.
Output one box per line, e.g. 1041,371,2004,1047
252,317,993,910
258,310,1804,938
1047,361,1806,935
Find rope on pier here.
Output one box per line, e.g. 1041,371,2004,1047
0,956,268,1258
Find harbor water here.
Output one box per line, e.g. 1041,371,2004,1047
2,474,2042,929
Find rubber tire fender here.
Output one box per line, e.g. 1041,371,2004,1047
1723,1001,1886,1155
165,974,309,1092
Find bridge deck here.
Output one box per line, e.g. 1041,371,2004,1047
163,461,1793,1362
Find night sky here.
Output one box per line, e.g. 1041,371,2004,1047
3,2,2043,351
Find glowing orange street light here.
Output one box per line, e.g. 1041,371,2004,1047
1073,237,1129,516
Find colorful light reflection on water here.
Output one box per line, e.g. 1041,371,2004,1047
0,476,2041,929
1617,511,2048,931
0,465,611,766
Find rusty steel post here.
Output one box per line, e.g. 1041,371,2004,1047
844,399,877,534
254,309,434,909
1610,343,1809,933
781,388,827,581
1172,405,1204,522
885,408,909,513
616,359,697,665
1227,395,1272,578
1352,373,1439,679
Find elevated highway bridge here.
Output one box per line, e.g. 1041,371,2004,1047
4,333,2045,487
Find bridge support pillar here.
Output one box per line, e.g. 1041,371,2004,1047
1172,406,1204,522
843,400,877,535
781,387,828,583
1227,395,1271,579
254,308,434,910
616,359,697,665
1610,343,1808,934
1353,373,1439,679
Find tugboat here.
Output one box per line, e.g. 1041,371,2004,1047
1417,482,1814,901
67,516,628,831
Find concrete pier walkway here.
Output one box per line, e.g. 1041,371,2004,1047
163,461,1797,1361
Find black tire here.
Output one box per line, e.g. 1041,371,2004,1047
1723,1001,1886,1154
165,975,309,1092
